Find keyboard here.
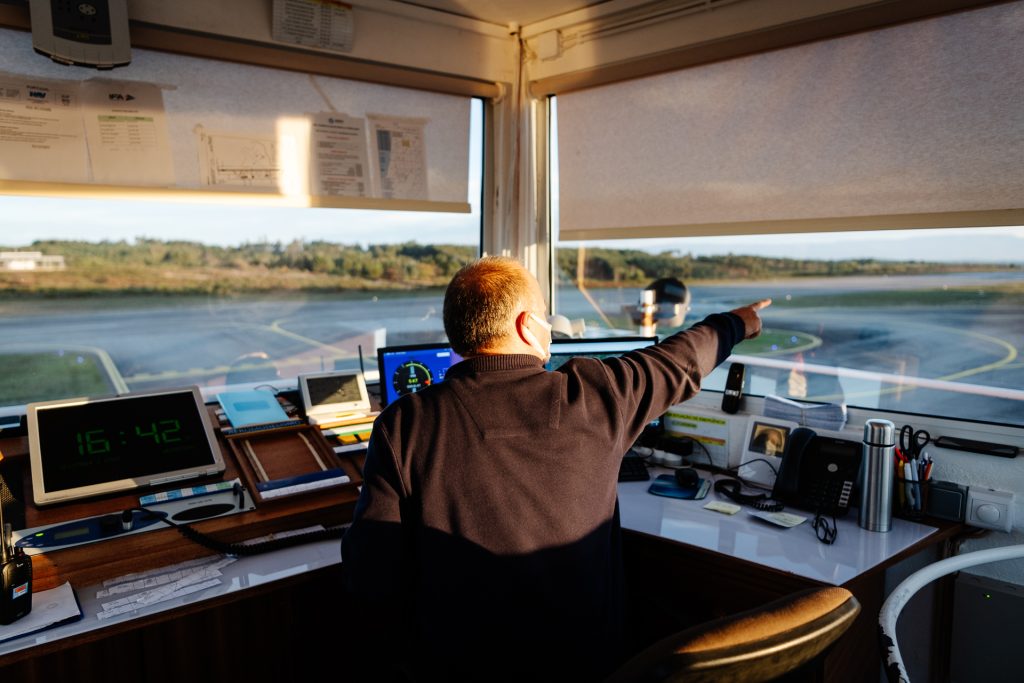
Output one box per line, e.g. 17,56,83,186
618,455,651,482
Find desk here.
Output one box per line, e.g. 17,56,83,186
0,425,360,682
1,449,960,681
618,471,963,682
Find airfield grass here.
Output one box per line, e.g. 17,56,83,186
0,352,113,406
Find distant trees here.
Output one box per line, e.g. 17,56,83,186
22,239,478,286
555,247,1011,286
4,239,1012,296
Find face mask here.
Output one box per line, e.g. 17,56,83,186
524,312,552,361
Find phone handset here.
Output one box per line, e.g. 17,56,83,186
772,427,861,516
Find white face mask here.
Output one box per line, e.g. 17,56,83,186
524,312,552,361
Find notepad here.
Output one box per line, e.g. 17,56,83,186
0,582,81,643
217,390,290,428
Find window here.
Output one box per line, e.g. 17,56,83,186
0,131,482,411
549,4,1024,428
0,28,484,412
552,98,1024,427
553,226,1024,427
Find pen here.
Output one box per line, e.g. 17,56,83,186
904,462,916,511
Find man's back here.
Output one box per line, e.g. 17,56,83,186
343,316,742,680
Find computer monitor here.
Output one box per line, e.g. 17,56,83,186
546,336,658,371
377,343,465,407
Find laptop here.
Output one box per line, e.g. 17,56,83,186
297,370,373,426
27,386,226,506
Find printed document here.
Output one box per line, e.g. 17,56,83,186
79,79,175,186
0,73,88,183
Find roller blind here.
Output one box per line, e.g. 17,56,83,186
557,2,1024,241
0,27,471,209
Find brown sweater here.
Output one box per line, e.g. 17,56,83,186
341,313,744,681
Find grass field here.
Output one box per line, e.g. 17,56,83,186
0,351,120,405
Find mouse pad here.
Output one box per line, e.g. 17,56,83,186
648,473,710,500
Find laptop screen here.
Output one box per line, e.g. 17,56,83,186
546,336,658,371
377,343,464,407
28,386,225,505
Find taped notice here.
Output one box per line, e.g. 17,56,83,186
663,407,731,465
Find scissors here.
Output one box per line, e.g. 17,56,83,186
899,424,930,460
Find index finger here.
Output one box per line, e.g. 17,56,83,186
749,298,772,310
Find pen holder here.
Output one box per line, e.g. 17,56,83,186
895,475,930,520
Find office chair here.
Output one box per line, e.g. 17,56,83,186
607,586,860,683
879,544,1024,683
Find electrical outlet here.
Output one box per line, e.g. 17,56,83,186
966,488,1014,532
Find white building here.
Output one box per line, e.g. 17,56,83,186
0,251,66,271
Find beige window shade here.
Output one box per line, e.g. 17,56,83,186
557,3,1024,241
0,27,471,211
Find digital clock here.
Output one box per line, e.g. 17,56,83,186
27,386,226,505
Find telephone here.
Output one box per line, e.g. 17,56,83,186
772,427,861,517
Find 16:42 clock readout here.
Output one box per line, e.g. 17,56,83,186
74,419,183,455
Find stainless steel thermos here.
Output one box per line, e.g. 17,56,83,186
859,418,896,532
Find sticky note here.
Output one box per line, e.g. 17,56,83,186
704,501,741,515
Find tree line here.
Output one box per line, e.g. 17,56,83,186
3,239,1013,294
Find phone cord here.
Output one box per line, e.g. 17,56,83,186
129,507,346,557
713,478,784,512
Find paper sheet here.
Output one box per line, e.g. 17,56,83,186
197,127,280,189
0,582,80,643
95,555,237,620
368,114,428,200
310,112,369,197
79,79,175,186
272,0,354,52
0,73,88,183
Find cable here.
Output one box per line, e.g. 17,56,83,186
713,478,783,512
128,507,346,557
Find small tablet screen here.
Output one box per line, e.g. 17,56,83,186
299,371,370,416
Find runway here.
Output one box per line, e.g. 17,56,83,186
1,273,1021,424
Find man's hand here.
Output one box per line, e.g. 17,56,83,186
730,299,772,339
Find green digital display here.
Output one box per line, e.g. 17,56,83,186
33,388,220,496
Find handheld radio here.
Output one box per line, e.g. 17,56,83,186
1,499,32,625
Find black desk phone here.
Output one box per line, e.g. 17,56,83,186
772,427,861,517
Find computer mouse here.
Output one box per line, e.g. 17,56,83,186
675,467,699,489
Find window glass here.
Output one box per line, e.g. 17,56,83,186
552,100,1024,427
0,103,482,411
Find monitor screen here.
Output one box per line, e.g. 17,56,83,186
546,336,658,371
377,343,464,406
28,386,225,505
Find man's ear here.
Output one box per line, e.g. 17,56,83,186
516,310,542,351
514,311,531,342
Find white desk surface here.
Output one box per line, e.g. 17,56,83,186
0,537,341,660
618,471,939,586
2,474,938,657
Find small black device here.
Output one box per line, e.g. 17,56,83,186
675,467,699,488
772,427,861,517
1,503,32,625
617,455,651,482
721,362,745,414
927,480,968,522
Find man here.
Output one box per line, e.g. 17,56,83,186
342,256,769,681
